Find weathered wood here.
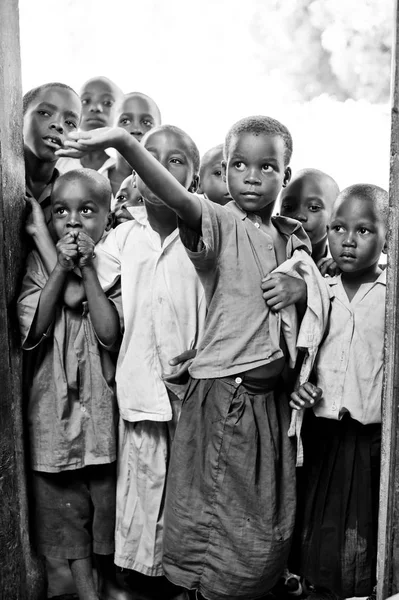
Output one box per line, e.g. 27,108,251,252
0,0,46,598
377,2,399,598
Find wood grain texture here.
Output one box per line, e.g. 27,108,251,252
377,3,399,599
0,0,46,598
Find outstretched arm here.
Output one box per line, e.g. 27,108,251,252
56,128,202,232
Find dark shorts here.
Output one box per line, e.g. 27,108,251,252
32,463,116,560
163,375,296,600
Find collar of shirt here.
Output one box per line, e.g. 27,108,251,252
328,268,386,293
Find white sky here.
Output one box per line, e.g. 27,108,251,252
18,0,391,189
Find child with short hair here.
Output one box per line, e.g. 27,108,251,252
112,174,143,227
198,143,231,205
57,114,312,600
18,169,123,600
61,125,205,596
57,76,123,174
290,184,388,597
23,82,81,224
279,168,340,264
106,92,161,196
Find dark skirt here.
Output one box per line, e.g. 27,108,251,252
163,375,296,600
291,410,381,597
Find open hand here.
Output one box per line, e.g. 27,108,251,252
55,127,126,158
261,273,307,312
163,349,197,384
25,196,48,237
317,256,340,277
56,232,78,270
76,231,96,268
290,382,323,411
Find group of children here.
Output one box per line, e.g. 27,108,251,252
16,76,388,600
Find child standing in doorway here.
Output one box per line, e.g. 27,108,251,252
57,114,312,600
290,184,388,598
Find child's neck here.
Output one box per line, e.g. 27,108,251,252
80,150,109,171
145,201,177,244
25,149,56,197
341,264,382,302
311,236,328,264
107,154,135,196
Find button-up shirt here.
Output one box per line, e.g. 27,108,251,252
95,208,206,422
180,196,311,378
17,250,122,472
314,270,386,424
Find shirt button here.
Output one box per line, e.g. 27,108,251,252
268,244,273,250
254,222,260,228
81,406,86,412
235,377,242,384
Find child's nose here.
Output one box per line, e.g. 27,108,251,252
67,214,82,228
90,102,103,113
343,232,356,246
50,121,64,134
244,169,261,184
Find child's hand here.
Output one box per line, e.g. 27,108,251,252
76,231,96,268
261,273,307,311
290,382,323,411
56,232,79,270
25,196,48,237
317,256,340,277
55,127,127,158
163,349,197,384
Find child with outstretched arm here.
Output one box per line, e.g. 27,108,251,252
57,115,311,600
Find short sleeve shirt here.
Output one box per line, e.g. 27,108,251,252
180,196,311,378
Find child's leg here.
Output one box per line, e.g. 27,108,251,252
69,556,98,600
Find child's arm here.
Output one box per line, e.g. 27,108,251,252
77,231,120,348
290,381,323,411
28,233,78,342
57,128,202,232
25,197,86,309
261,272,307,312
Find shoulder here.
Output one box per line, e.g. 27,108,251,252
272,215,312,254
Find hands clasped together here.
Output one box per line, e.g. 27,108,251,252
57,230,96,271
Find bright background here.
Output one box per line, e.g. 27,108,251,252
19,0,393,190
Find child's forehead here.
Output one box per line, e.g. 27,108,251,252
32,87,81,113
81,79,116,98
145,129,190,154
228,131,285,158
333,195,378,220
53,177,104,202
202,147,224,169
121,95,158,116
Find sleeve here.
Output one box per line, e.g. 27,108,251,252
106,277,124,336
94,228,122,291
17,251,52,350
179,195,233,271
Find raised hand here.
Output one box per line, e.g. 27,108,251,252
76,231,96,268
55,127,126,159
290,382,323,411
25,196,48,237
317,256,340,277
56,232,79,270
261,272,307,312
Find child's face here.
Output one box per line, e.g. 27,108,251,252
52,179,110,244
200,147,231,206
117,96,160,143
328,195,386,276
80,79,120,131
136,129,196,206
223,133,290,214
114,175,143,225
23,87,81,163
280,174,334,244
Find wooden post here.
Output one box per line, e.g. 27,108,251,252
377,2,399,598
0,0,46,598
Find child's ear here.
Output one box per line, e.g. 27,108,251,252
105,212,114,231
282,167,291,188
382,239,388,254
222,160,227,182
197,178,203,194
189,175,199,194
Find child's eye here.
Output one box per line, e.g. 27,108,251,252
66,120,77,129
359,227,370,235
38,110,50,117
54,207,66,215
309,205,322,212
261,164,273,172
213,170,222,177
234,161,245,171
142,119,153,127
170,158,183,165
81,207,93,215
116,193,126,202
120,118,131,126
103,100,113,107
81,98,89,105
332,225,344,232
281,204,293,213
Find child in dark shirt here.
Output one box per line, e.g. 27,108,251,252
18,169,123,600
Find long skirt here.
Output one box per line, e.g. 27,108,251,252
291,411,381,597
163,375,296,600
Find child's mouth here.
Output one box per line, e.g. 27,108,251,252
43,136,63,149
